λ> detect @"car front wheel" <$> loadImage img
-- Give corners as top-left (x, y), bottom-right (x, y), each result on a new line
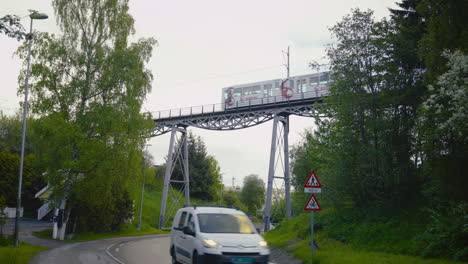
top-left (170, 247), bottom-right (180, 264)
top-left (192, 251), bottom-right (200, 264)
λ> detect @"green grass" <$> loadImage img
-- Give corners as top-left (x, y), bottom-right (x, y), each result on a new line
top-left (34, 224), bottom-right (168, 242)
top-left (0, 243), bottom-right (47, 264)
top-left (264, 212), bottom-right (466, 264)
top-left (290, 233), bottom-right (464, 264)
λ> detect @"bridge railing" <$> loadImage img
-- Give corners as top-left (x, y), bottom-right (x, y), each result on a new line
top-left (153, 88), bottom-right (329, 120)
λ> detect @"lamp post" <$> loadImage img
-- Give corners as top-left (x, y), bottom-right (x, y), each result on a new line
top-left (137, 144), bottom-right (151, 231)
top-left (14, 11), bottom-right (48, 247)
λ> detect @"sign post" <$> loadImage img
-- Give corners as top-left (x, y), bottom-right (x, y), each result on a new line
top-left (303, 171), bottom-right (322, 258)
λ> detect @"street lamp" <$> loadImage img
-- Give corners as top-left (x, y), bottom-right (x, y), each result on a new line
top-left (14, 11), bottom-right (48, 247)
top-left (137, 144), bottom-right (152, 231)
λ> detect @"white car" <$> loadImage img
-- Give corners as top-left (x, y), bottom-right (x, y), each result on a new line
top-left (170, 206), bottom-right (270, 264)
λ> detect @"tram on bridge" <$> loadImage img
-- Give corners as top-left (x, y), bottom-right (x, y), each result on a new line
top-left (222, 71), bottom-right (332, 109)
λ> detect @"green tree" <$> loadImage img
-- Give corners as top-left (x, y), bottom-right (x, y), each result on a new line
top-left (15, 0), bottom-right (156, 233)
top-left (222, 189), bottom-right (246, 212)
top-left (240, 174), bottom-right (265, 215)
top-left (417, 0), bottom-right (468, 82)
top-left (172, 132), bottom-right (222, 201)
top-left (0, 153), bottom-right (44, 216)
top-left (417, 51), bottom-right (468, 202)
top-left (0, 14), bottom-right (25, 41)
top-left (0, 112), bottom-right (35, 155)
top-left (308, 8), bottom-right (422, 208)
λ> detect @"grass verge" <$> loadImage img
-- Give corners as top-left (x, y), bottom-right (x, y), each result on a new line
top-left (264, 213), bottom-right (465, 264)
top-left (34, 224), bottom-right (168, 242)
top-left (0, 243), bottom-right (47, 264)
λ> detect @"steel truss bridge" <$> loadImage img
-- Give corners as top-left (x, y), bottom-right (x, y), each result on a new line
top-left (152, 92), bottom-right (324, 232)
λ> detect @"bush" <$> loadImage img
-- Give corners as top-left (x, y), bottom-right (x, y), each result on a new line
top-left (414, 202), bottom-right (468, 261)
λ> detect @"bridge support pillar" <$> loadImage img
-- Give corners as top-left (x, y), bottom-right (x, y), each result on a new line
top-left (264, 115), bottom-right (291, 233)
top-left (159, 125), bottom-right (190, 229)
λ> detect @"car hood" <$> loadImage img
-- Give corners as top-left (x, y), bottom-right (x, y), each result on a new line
top-left (202, 233), bottom-right (263, 247)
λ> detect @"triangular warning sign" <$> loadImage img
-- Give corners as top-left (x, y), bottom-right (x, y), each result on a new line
top-left (304, 194), bottom-right (321, 211)
top-left (304, 171), bottom-right (322, 188)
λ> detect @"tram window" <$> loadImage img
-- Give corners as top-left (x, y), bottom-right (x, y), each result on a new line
top-left (243, 86), bottom-right (251, 95)
top-left (297, 79), bottom-right (307, 93)
top-left (309, 76), bottom-right (319, 85)
top-left (234, 88), bottom-right (242, 96)
top-left (252, 85), bottom-right (261, 95)
top-left (263, 84), bottom-right (272, 96)
top-left (274, 81), bottom-right (280, 88)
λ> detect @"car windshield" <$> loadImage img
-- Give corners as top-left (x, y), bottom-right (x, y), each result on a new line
top-left (197, 213), bottom-right (255, 234)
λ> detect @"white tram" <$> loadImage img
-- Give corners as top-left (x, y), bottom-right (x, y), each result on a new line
top-left (221, 71), bottom-right (332, 109)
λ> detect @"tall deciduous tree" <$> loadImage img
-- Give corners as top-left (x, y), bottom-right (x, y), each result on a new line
top-left (303, 8), bottom-right (422, 208)
top-left (240, 174), bottom-right (265, 214)
top-left (16, 0), bottom-right (156, 234)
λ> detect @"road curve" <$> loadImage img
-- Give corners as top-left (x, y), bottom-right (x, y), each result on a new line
top-left (108, 236), bottom-right (172, 264)
top-left (30, 234), bottom-right (170, 264)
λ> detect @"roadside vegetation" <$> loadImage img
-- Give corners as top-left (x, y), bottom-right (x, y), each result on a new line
top-left (270, 1), bottom-right (467, 263)
top-left (265, 212), bottom-right (465, 264)
top-left (0, 242), bottom-right (47, 264)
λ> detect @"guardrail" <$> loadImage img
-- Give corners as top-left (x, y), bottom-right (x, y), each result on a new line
top-left (152, 89), bottom-right (329, 120)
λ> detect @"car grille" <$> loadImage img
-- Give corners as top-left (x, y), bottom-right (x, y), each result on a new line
top-left (222, 252), bottom-right (260, 256)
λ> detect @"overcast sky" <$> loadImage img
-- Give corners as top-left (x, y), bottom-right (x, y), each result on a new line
top-left (1, 0), bottom-right (397, 187)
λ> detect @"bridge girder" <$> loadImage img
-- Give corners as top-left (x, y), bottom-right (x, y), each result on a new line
top-left (151, 103), bottom-right (323, 136)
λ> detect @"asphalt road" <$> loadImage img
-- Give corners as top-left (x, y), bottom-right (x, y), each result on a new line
top-left (30, 234), bottom-right (171, 264)
top-left (4, 219), bottom-right (300, 264)
top-left (109, 236), bottom-right (172, 264)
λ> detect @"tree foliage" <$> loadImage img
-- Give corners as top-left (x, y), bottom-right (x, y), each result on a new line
top-left (0, 113), bottom-right (35, 155)
top-left (0, 153), bottom-right (44, 215)
top-left (172, 132), bottom-right (222, 201)
top-left (315, 8), bottom-right (421, 207)
top-left (0, 14), bottom-right (25, 41)
top-left (15, 0), bottom-right (156, 232)
top-left (240, 174), bottom-right (265, 214)
top-left (290, 1), bottom-right (467, 260)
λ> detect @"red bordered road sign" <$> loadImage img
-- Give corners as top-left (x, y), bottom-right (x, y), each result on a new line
top-left (304, 171), bottom-right (322, 188)
top-left (304, 194), bottom-right (321, 211)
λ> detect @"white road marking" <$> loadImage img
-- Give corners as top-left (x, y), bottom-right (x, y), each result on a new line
top-left (106, 243), bottom-right (125, 264)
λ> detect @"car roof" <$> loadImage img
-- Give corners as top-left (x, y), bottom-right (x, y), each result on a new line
top-left (180, 206), bottom-right (245, 215)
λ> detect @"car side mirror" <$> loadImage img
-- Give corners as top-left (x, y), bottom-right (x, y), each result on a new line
top-left (183, 226), bottom-right (195, 237)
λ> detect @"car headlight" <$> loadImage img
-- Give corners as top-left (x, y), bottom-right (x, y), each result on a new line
top-left (203, 239), bottom-right (220, 248)
top-left (258, 240), bottom-right (268, 248)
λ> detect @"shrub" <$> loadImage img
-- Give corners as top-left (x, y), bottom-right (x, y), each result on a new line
top-left (414, 202), bottom-right (468, 261)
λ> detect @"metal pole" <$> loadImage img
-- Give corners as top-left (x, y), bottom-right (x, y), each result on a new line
top-left (159, 126), bottom-right (177, 229)
top-left (14, 18), bottom-right (34, 247)
top-left (137, 162), bottom-right (145, 231)
top-left (183, 128), bottom-right (190, 206)
top-left (283, 116), bottom-right (291, 218)
top-left (264, 116), bottom-right (278, 233)
top-left (138, 144), bottom-right (151, 231)
top-left (311, 211), bottom-right (315, 257)
top-left (287, 46), bottom-right (290, 79)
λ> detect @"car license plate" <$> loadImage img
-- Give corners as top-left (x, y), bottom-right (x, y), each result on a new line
top-left (231, 257), bottom-right (253, 263)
